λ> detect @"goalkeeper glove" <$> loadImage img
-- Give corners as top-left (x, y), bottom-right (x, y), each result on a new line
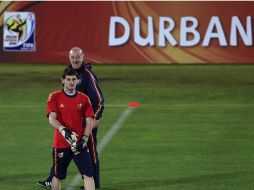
top-left (71, 136), bottom-right (88, 154)
top-left (58, 126), bottom-right (78, 144)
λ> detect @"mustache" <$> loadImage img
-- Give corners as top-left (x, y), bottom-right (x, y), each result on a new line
top-left (74, 61), bottom-right (81, 65)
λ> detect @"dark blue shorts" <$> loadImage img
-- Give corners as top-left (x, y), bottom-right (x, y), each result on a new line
top-left (52, 147), bottom-right (93, 180)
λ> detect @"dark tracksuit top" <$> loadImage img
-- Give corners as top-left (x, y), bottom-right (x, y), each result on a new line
top-left (74, 63), bottom-right (103, 188)
top-left (74, 63), bottom-right (104, 120)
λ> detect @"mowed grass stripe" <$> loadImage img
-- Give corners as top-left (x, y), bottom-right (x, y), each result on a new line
top-left (0, 64), bottom-right (254, 190)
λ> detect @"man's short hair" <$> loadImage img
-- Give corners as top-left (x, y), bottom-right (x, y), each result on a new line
top-left (62, 67), bottom-right (79, 79)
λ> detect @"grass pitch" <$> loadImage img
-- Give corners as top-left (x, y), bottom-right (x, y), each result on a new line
top-left (0, 63), bottom-right (254, 190)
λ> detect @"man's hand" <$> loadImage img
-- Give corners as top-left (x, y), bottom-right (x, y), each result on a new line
top-left (71, 136), bottom-right (88, 154)
top-left (58, 126), bottom-right (78, 144)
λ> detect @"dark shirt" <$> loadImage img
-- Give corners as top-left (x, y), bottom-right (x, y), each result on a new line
top-left (73, 63), bottom-right (104, 120)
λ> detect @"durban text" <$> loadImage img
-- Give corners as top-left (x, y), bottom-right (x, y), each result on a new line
top-left (108, 16), bottom-right (252, 47)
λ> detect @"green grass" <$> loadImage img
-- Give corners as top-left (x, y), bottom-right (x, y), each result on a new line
top-left (0, 63), bottom-right (254, 190)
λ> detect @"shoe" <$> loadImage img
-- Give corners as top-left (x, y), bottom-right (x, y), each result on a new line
top-left (37, 181), bottom-right (51, 189)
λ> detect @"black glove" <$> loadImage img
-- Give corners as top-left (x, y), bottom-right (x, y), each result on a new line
top-left (58, 126), bottom-right (78, 145)
top-left (71, 136), bottom-right (88, 154)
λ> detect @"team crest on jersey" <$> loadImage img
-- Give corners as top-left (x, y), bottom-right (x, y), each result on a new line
top-left (58, 152), bottom-right (64, 158)
top-left (59, 104), bottom-right (64, 108)
top-left (77, 103), bottom-right (83, 109)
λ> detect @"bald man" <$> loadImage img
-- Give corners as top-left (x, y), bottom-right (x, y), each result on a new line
top-left (38, 47), bottom-right (104, 189)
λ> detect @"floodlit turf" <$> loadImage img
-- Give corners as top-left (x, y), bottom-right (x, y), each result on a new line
top-left (0, 63), bottom-right (254, 190)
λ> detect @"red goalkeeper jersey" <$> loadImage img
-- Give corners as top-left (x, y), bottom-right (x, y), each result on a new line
top-left (46, 90), bottom-right (94, 148)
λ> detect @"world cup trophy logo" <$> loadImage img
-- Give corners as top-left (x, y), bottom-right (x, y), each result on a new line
top-left (3, 12), bottom-right (36, 51)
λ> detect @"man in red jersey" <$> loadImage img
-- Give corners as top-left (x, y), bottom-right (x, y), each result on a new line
top-left (38, 47), bottom-right (104, 190)
top-left (46, 67), bottom-right (95, 190)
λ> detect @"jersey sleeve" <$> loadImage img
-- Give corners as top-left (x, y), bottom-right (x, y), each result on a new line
top-left (83, 96), bottom-right (94, 118)
top-left (46, 92), bottom-right (58, 117)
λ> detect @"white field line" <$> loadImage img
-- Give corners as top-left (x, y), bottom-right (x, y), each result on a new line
top-left (65, 106), bottom-right (135, 190)
top-left (0, 104), bottom-right (254, 108)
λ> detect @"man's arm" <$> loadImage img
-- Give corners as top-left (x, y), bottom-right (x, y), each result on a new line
top-left (48, 112), bottom-right (63, 131)
top-left (83, 117), bottom-right (94, 140)
top-left (93, 120), bottom-right (99, 129)
top-left (48, 112), bottom-right (77, 144)
top-left (71, 117), bottom-right (94, 153)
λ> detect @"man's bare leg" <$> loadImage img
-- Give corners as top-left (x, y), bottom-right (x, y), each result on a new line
top-left (83, 175), bottom-right (95, 190)
top-left (51, 176), bottom-right (61, 190)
